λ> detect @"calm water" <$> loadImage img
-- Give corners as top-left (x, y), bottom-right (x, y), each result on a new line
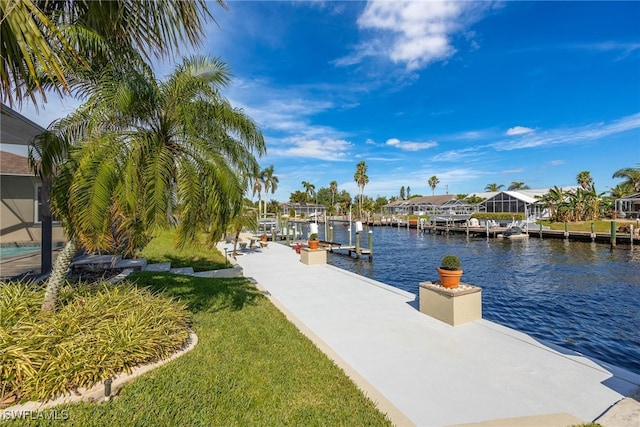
top-left (321, 224), bottom-right (640, 375)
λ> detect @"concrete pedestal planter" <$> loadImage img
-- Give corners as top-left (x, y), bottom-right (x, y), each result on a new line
top-left (300, 248), bottom-right (326, 265)
top-left (419, 281), bottom-right (482, 326)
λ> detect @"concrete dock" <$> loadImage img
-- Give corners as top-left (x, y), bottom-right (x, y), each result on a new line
top-left (224, 241), bottom-right (640, 427)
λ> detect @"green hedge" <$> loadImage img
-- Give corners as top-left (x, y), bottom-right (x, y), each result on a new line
top-left (471, 212), bottom-right (526, 221)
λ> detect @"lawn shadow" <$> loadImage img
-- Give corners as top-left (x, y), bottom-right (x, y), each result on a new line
top-left (126, 271), bottom-right (262, 313)
top-left (145, 254), bottom-right (231, 272)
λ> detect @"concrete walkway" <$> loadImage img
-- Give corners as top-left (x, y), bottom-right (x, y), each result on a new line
top-left (223, 241), bottom-right (640, 427)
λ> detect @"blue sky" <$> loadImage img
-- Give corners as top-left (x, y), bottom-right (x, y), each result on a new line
top-left (15, 1), bottom-right (640, 201)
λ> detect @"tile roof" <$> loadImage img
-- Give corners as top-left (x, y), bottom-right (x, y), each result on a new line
top-left (0, 151), bottom-right (33, 176)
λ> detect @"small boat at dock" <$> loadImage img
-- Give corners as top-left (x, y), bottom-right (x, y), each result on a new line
top-left (498, 226), bottom-right (529, 239)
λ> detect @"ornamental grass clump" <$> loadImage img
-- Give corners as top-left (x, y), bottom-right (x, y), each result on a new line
top-left (0, 281), bottom-right (191, 404)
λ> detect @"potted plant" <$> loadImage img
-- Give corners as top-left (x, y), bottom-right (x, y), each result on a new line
top-left (261, 232), bottom-right (268, 242)
top-left (308, 233), bottom-right (319, 250)
top-left (437, 255), bottom-right (463, 289)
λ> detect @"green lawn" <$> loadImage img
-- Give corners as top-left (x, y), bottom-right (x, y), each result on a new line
top-left (4, 273), bottom-right (391, 426)
top-left (138, 229), bottom-right (230, 271)
top-left (540, 219), bottom-right (637, 233)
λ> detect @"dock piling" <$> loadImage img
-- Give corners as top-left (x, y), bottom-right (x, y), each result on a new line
top-left (611, 221), bottom-right (616, 247)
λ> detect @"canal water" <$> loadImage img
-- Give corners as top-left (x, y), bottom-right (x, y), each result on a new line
top-left (321, 224), bottom-right (640, 376)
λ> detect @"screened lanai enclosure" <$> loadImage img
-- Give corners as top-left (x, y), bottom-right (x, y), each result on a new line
top-left (615, 193), bottom-right (640, 219)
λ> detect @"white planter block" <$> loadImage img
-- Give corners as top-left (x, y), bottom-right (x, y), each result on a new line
top-left (419, 281), bottom-right (482, 326)
top-left (300, 248), bottom-right (326, 265)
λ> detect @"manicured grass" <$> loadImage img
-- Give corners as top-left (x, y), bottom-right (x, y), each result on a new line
top-left (540, 219), bottom-right (637, 232)
top-left (139, 229), bottom-right (230, 271)
top-left (4, 273), bottom-right (392, 426)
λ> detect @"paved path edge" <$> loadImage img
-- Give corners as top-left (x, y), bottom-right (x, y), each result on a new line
top-left (247, 276), bottom-right (417, 427)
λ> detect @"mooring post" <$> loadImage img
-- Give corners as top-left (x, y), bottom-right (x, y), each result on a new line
top-left (285, 220), bottom-right (290, 245)
top-left (564, 222), bottom-right (569, 238)
top-left (591, 222), bottom-right (595, 242)
top-left (368, 229), bottom-right (373, 260)
top-left (611, 220), bottom-right (617, 247)
top-left (355, 232), bottom-right (361, 258)
top-left (631, 225), bottom-right (634, 247)
top-left (328, 226), bottom-right (333, 243)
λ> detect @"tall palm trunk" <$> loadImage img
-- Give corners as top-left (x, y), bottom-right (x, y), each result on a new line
top-left (41, 238), bottom-right (77, 313)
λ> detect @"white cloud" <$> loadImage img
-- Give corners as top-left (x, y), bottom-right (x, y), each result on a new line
top-left (493, 113), bottom-right (640, 151)
top-left (386, 138), bottom-right (438, 151)
top-left (341, 1), bottom-right (493, 70)
top-left (430, 146), bottom-right (483, 162)
top-left (500, 168), bottom-right (525, 175)
top-left (506, 126), bottom-right (535, 136)
top-left (549, 160), bottom-right (565, 166)
top-left (271, 137), bottom-right (352, 161)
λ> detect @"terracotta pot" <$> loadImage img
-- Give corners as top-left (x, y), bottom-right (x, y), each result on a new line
top-left (437, 267), bottom-right (463, 289)
top-left (308, 239), bottom-right (319, 250)
top-left (261, 235), bottom-right (268, 242)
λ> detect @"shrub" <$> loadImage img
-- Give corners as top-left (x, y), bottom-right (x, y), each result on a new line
top-left (309, 233), bottom-right (318, 240)
top-left (440, 255), bottom-right (461, 271)
top-left (0, 281), bottom-right (191, 403)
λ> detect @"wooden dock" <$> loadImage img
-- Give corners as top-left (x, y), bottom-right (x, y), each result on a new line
top-left (321, 241), bottom-right (372, 260)
top-left (421, 225), bottom-right (640, 245)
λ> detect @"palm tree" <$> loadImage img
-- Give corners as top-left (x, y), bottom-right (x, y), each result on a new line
top-left (228, 200), bottom-right (259, 257)
top-left (612, 165), bottom-right (640, 193)
top-left (29, 130), bottom-right (75, 312)
top-left (485, 183), bottom-right (504, 192)
top-left (1, 0), bottom-right (222, 107)
top-left (428, 176), bottom-right (439, 196)
top-left (302, 181), bottom-right (316, 202)
top-left (252, 175), bottom-right (263, 212)
top-left (330, 180), bottom-right (338, 208)
top-left (576, 171), bottom-right (593, 190)
top-left (261, 165), bottom-right (278, 216)
top-left (508, 182), bottom-right (530, 191)
top-left (610, 183), bottom-right (634, 198)
top-left (543, 186), bottom-right (568, 222)
top-left (39, 55), bottom-right (265, 313)
top-left (354, 161), bottom-right (369, 218)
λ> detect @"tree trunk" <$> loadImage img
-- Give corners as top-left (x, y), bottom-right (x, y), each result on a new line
top-left (41, 238), bottom-right (77, 314)
top-left (230, 230), bottom-right (243, 259)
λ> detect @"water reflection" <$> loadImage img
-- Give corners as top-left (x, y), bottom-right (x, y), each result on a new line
top-left (325, 225), bottom-right (640, 375)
